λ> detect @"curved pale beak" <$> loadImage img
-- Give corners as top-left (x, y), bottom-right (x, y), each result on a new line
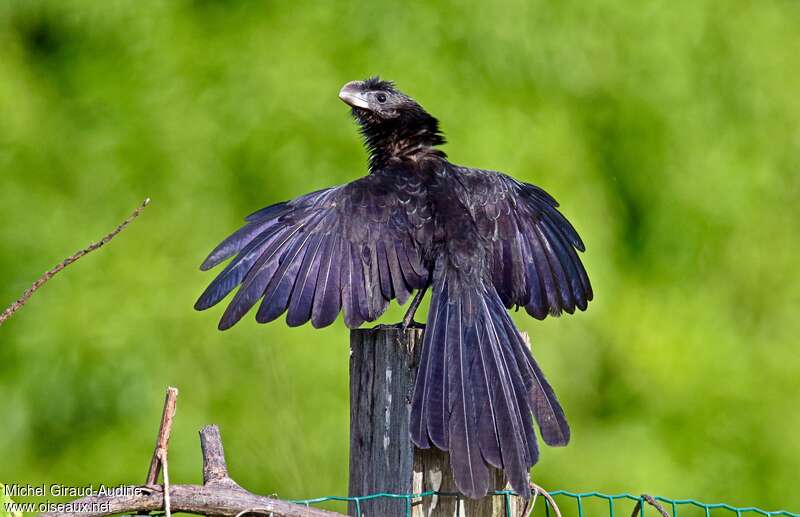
top-left (339, 81), bottom-right (370, 109)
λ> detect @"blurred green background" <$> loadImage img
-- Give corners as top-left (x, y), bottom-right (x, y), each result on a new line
top-left (1, 0), bottom-right (798, 514)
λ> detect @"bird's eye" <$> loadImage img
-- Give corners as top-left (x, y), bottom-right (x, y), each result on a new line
top-left (376, 93), bottom-right (387, 103)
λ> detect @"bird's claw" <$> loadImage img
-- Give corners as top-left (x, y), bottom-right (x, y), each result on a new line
top-left (372, 321), bottom-right (425, 331)
top-left (401, 319), bottom-right (425, 331)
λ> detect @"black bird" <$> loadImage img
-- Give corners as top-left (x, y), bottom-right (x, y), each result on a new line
top-left (195, 77), bottom-right (592, 499)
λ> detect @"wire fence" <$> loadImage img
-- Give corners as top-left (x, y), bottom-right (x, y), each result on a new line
top-left (290, 490), bottom-right (800, 517)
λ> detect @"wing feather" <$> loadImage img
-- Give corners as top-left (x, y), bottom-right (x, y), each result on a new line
top-left (456, 167), bottom-right (592, 318)
top-left (312, 235), bottom-right (342, 328)
top-left (286, 234), bottom-right (325, 326)
top-left (196, 173), bottom-right (433, 330)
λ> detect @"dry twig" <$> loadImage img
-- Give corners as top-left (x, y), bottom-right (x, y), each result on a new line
top-left (631, 494), bottom-right (670, 517)
top-left (524, 483), bottom-right (562, 517)
top-left (146, 387), bottom-right (178, 484)
top-left (522, 486), bottom-right (539, 517)
top-left (146, 387), bottom-right (178, 517)
top-left (0, 198), bottom-right (151, 326)
top-left (37, 391), bottom-right (342, 517)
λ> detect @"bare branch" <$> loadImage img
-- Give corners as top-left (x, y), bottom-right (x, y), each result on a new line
top-left (146, 386), bottom-right (178, 517)
top-left (0, 198), bottom-right (151, 326)
top-left (631, 494), bottom-right (670, 517)
top-left (37, 388), bottom-right (344, 517)
top-left (146, 386), bottom-right (178, 485)
top-left (201, 424), bottom-right (242, 488)
top-left (36, 484), bottom-right (344, 517)
top-left (525, 483), bottom-right (562, 517)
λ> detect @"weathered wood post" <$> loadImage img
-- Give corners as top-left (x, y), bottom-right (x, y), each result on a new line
top-left (348, 327), bottom-right (525, 517)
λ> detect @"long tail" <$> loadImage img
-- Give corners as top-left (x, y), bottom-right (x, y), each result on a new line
top-left (410, 266), bottom-right (569, 499)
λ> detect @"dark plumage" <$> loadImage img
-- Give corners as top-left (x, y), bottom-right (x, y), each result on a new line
top-left (195, 77), bottom-right (592, 499)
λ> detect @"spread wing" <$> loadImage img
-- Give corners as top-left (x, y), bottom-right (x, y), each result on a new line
top-left (195, 173), bottom-right (433, 330)
top-left (456, 166), bottom-right (592, 318)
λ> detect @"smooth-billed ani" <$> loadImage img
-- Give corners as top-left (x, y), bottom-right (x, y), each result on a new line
top-left (195, 77), bottom-right (592, 499)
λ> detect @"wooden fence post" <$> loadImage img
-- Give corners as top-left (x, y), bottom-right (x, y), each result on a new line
top-left (348, 327), bottom-right (525, 517)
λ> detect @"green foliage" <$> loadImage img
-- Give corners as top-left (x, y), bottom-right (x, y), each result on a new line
top-left (0, 0), bottom-right (798, 512)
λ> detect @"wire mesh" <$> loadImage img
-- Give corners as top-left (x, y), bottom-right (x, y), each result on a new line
top-left (290, 490), bottom-right (800, 517)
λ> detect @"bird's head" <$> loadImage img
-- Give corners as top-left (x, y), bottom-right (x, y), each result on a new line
top-left (338, 77), bottom-right (445, 168)
top-left (338, 77), bottom-right (424, 123)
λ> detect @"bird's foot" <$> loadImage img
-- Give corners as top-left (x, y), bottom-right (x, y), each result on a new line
top-left (373, 321), bottom-right (426, 331)
top-left (401, 319), bottom-right (426, 331)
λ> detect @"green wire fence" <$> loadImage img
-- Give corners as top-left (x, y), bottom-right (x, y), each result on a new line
top-left (290, 490), bottom-right (800, 517)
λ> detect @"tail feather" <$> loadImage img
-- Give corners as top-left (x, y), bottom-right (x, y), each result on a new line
top-left (498, 309), bottom-right (570, 446)
top-left (472, 307), bottom-right (503, 469)
top-left (482, 292), bottom-right (537, 489)
top-left (411, 269), bottom-right (451, 450)
top-left (520, 342), bottom-right (570, 446)
top-left (411, 268), bottom-right (569, 500)
top-left (446, 294), bottom-right (490, 498)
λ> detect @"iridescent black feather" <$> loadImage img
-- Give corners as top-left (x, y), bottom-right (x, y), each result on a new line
top-left (196, 77), bottom-right (592, 499)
